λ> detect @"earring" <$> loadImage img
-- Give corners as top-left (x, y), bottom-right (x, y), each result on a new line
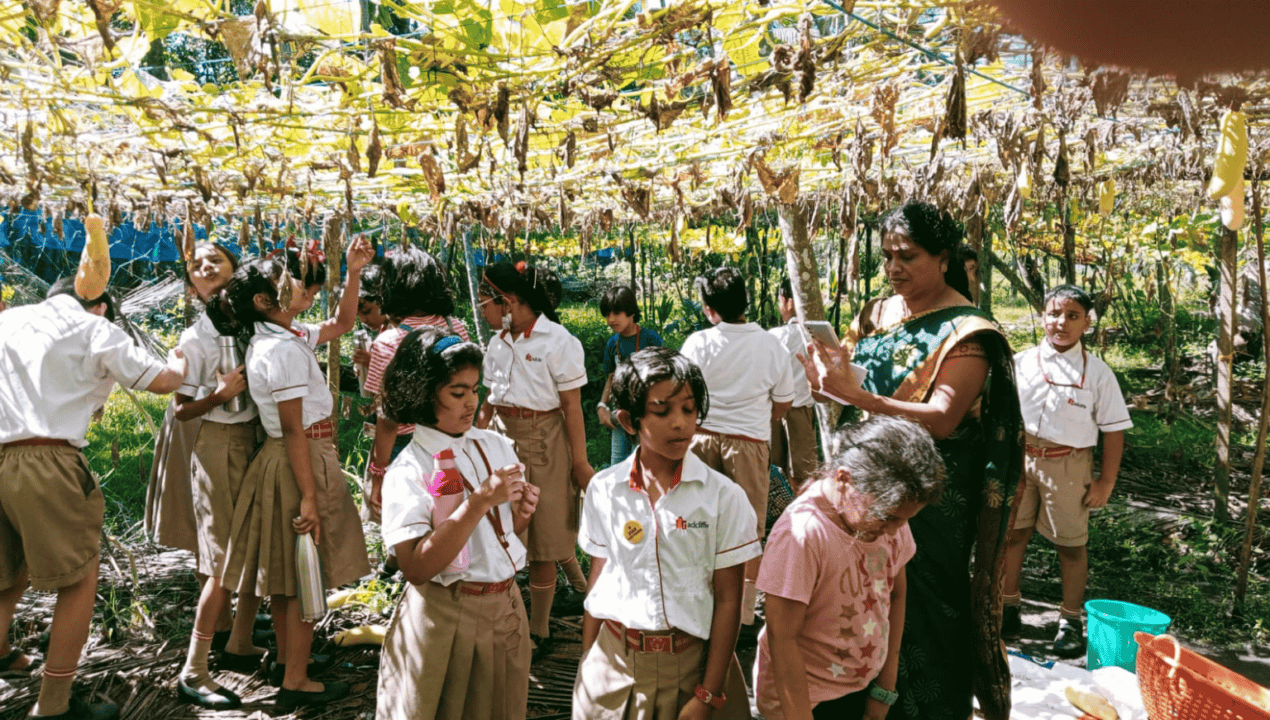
top-left (941, 262), bottom-right (948, 273)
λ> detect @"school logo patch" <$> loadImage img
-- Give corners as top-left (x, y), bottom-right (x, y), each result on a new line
top-left (623, 520), bottom-right (644, 544)
top-left (674, 516), bottom-right (708, 530)
top-left (524, 353), bottom-right (543, 362)
top-left (1066, 397), bottom-right (1088, 409)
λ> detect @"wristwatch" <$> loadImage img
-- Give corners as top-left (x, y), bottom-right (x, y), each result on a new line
top-left (868, 682), bottom-right (899, 706)
top-left (694, 684), bottom-right (726, 710)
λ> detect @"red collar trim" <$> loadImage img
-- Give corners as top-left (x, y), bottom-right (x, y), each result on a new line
top-left (500, 314), bottom-right (540, 342)
top-left (627, 448), bottom-right (684, 492)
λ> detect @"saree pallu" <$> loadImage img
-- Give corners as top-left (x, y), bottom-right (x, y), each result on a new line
top-left (844, 304), bottom-right (1024, 720)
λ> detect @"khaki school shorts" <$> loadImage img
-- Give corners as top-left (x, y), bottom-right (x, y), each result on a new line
top-left (1013, 434), bottom-right (1094, 547)
top-left (689, 432), bottom-right (770, 540)
top-left (0, 444), bottom-right (104, 591)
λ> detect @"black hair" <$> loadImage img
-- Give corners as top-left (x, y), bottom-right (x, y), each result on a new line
top-left (47, 276), bottom-right (116, 322)
top-left (778, 277), bottom-right (793, 301)
top-left (482, 262), bottom-right (562, 323)
top-left (380, 248), bottom-right (455, 319)
top-left (812, 415), bottom-right (946, 518)
top-left (380, 326), bottom-right (484, 427)
top-left (693, 266), bottom-right (747, 322)
top-left (182, 241), bottom-right (241, 287)
top-left (285, 245), bottom-right (327, 288)
top-left (611, 346), bottom-right (710, 434)
top-left (958, 243), bottom-right (978, 264)
top-left (600, 285), bottom-right (640, 322)
top-left (181, 241), bottom-right (243, 337)
top-left (1043, 283), bottom-right (1094, 313)
top-left (359, 258), bottom-right (386, 305)
top-left (223, 257), bottom-right (298, 340)
top-left (879, 201), bottom-right (973, 303)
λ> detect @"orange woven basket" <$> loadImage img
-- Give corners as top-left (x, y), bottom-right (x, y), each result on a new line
top-left (1135, 632), bottom-right (1270, 720)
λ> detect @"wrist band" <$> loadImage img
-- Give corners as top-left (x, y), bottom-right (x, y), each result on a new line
top-left (596, 401), bottom-right (609, 411)
top-left (868, 682), bottom-right (899, 706)
top-left (368, 461), bottom-right (386, 479)
top-left (694, 684), bottom-right (726, 710)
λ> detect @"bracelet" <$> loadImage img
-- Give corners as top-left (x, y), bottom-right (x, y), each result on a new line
top-left (867, 682), bottom-right (899, 706)
top-left (596, 401), bottom-right (609, 412)
top-left (694, 684), bottom-right (726, 710)
top-left (368, 461), bottom-right (386, 479)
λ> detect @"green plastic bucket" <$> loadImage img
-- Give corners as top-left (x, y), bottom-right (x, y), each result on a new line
top-left (1085, 599), bottom-right (1171, 671)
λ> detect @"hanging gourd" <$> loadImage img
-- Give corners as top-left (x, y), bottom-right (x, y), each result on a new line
top-left (75, 213), bottom-right (111, 301)
top-left (1017, 165), bottom-right (1033, 199)
top-left (1207, 110), bottom-right (1247, 201)
top-left (1097, 178), bottom-right (1116, 217)
top-left (1221, 179), bottom-right (1246, 231)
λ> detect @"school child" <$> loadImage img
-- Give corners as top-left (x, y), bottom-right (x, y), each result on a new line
top-left (352, 258), bottom-right (389, 393)
top-left (474, 261), bottom-right (592, 659)
top-left (680, 266), bottom-right (795, 623)
top-left (376, 327), bottom-right (539, 720)
top-left (166, 242), bottom-right (269, 709)
top-left (596, 285), bottom-right (664, 466)
top-left (769, 278), bottom-right (819, 492)
top-left (1003, 284), bottom-right (1132, 657)
top-left (0, 278), bottom-right (187, 719)
top-left (363, 248), bottom-right (470, 523)
top-left (573, 347), bottom-right (758, 720)
top-left (220, 238), bottom-right (375, 710)
top-left (753, 416), bottom-right (945, 720)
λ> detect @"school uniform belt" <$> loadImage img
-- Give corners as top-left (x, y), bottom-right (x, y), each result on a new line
top-left (456, 577), bottom-right (517, 596)
top-left (305, 420), bottom-right (336, 439)
top-left (697, 428), bottom-right (766, 444)
top-left (492, 405), bottom-right (560, 420)
top-left (1, 438), bottom-right (72, 449)
top-left (1024, 444), bottom-right (1083, 459)
top-left (603, 619), bottom-right (701, 654)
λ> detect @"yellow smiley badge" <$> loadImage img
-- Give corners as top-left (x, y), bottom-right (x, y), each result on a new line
top-left (623, 520), bottom-right (645, 544)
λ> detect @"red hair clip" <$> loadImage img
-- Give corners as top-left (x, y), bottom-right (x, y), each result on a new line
top-left (285, 236), bottom-right (326, 265)
top-left (515, 260), bottom-right (528, 273)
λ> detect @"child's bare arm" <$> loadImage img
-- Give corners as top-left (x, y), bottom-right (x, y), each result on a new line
top-left (476, 401), bottom-right (494, 430)
top-left (598, 374), bottom-right (616, 429)
top-left (316, 236), bottom-right (374, 346)
top-left (765, 594), bottom-right (815, 720)
top-left (559, 387), bottom-right (595, 490)
top-left (1085, 430), bottom-right (1125, 508)
top-left (580, 557), bottom-right (607, 653)
top-left (278, 398), bottom-right (321, 545)
top-left (867, 567), bottom-right (907, 720)
top-left (681, 564), bottom-right (743, 720)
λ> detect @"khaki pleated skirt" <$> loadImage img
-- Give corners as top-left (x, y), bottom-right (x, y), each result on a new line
top-left (192, 421), bottom-right (260, 578)
top-left (493, 411), bottom-right (578, 562)
top-left (572, 627), bottom-right (751, 720)
top-left (221, 435), bottom-right (370, 597)
top-left (144, 401), bottom-right (202, 554)
top-left (376, 580), bottom-right (530, 720)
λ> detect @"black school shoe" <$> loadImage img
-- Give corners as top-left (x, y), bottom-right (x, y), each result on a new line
top-left (215, 649), bottom-right (267, 674)
top-left (1053, 617), bottom-right (1086, 658)
top-left (267, 650), bottom-right (335, 687)
top-left (1002, 604), bottom-right (1022, 638)
top-left (28, 696), bottom-right (120, 720)
top-left (176, 678), bottom-right (243, 710)
top-left (550, 587), bottom-right (586, 616)
top-left (276, 680), bottom-right (350, 710)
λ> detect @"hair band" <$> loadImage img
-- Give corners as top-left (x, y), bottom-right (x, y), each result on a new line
top-left (431, 335), bottom-right (463, 354)
top-left (515, 260), bottom-right (528, 273)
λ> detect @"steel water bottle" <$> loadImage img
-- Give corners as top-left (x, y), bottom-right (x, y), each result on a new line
top-left (296, 532), bottom-right (328, 622)
top-left (217, 335), bottom-right (247, 413)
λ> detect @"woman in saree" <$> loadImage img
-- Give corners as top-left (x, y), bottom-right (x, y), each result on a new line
top-left (800, 201), bottom-right (1024, 720)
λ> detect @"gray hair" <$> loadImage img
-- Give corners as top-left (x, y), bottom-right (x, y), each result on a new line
top-left (820, 415), bottom-right (946, 518)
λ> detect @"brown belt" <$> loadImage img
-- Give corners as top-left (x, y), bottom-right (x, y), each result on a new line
top-left (493, 405), bottom-right (560, 420)
top-left (697, 428), bottom-right (765, 445)
top-left (2, 438), bottom-right (73, 449)
top-left (604, 619), bottom-right (701, 654)
top-left (1025, 444), bottom-right (1080, 459)
top-left (305, 420), bottom-right (335, 439)
top-left (456, 577), bottom-right (516, 596)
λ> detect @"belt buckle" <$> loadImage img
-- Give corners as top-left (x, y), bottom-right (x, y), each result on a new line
top-left (642, 634), bottom-right (672, 653)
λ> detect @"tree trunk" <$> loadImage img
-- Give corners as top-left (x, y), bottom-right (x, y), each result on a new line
top-left (989, 248), bottom-right (1045, 314)
top-left (1215, 225), bottom-right (1238, 521)
top-left (323, 216), bottom-right (344, 424)
top-left (1236, 181), bottom-right (1269, 603)
top-left (1061, 196), bottom-right (1076, 284)
top-left (778, 204), bottom-right (840, 449)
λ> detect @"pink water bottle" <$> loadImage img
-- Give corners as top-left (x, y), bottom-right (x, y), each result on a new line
top-left (428, 448), bottom-right (470, 572)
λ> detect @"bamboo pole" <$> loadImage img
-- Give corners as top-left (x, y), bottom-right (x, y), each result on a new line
top-left (324, 215), bottom-right (344, 424)
top-left (1215, 224), bottom-right (1238, 522)
top-left (1236, 179), bottom-right (1269, 603)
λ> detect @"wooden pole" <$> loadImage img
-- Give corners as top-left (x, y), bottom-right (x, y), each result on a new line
top-left (324, 215), bottom-right (344, 424)
top-left (1061, 195), bottom-right (1077, 284)
top-left (1215, 224), bottom-right (1238, 521)
top-left (1236, 180), bottom-right (1269, 603)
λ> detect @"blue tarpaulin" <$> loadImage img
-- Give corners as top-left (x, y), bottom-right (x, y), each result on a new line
top-left (0, 209), bottom-right (205, 262)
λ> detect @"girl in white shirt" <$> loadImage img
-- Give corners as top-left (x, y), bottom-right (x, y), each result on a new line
top-left (474, 261), bottom-right (593, 658)
top-left (377, 327), bottom-right (539, 720)
top-left (220, 239), bottom-right (374, 711)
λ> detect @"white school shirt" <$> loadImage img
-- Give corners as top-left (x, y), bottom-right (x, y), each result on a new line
top-left (0, 295), bottom-right (165, 446)
top-left (482, 315), bottom-right (587, 411)
top-left (679, 322), bottom-right (796, 441)
top-left (381, 425), bottom-right (527, 584)
top-left (1014, 342), bottom-right (1133, 449)
top-left (580, 449), bottom-right (762, 640)
top-left (770, 321), bottom-right (814, 408)
top-left (245, 321), bottom-right (331, 438)
top-left (177, 313), bottom-right (259, 425)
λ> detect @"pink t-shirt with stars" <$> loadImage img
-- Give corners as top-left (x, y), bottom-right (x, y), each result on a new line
top-left (753, 488), bottom-right (916, 718)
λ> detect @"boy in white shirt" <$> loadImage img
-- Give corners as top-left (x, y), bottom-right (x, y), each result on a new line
top-left (1004, 284), bottom-right (1133, 657)
top-left (680, 267), bottom-right (795, 624)
top-left (769, 278), bottom-right (819, 492)
top-left (0, 279), bottom-right (186, 719)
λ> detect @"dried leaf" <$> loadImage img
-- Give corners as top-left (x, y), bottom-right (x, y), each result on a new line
top-left (494, 85), bottom-right (510, 145)
top-left (1030, 49), bottom-right (1046, 111)
top-left (942, 55), bottom-right (966, 140)
top-left (870, 81), bottom-right (900, 159)
top-left (513, 106), bottom-right (531, 176)
top-left (418, 153), bottom-right (445, 198)
top-left (713, 54), bottom-right (733, 121)
top-left (366, 115), bottom-right (382, 178)
top-left (376, 39), bottom-right (412, 110)
top-left (1053, 134), bottom-right (1070, 188)
top-left (1086, 67), bottom-right (1131, 117)
top-left (562, 130), bottom-right (576, 169)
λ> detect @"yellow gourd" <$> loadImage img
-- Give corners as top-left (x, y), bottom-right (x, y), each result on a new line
top-left (1207, 109), bottom-right (1247, 200)
top-left (333, 624), bottom-right (387, 647)
top-left (1097, 178), bottom-right (1116, 217)
top-left (1017, 166), bottom-right (1032, 200)
top-left (1221, 179), bottom-right (1245, 231)
top-left (75, 213), bottom-right (111, 301)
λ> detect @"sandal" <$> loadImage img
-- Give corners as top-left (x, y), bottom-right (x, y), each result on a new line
top-left (0, 648), bottom-right (39, 674)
